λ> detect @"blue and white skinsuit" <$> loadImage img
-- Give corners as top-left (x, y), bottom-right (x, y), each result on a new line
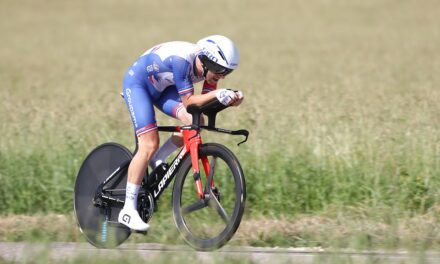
top-left (122, 41), bottom-right (217, 136)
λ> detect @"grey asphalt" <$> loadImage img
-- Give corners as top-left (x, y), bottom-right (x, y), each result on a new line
top-left (0, 242), bottom-right (438, 264)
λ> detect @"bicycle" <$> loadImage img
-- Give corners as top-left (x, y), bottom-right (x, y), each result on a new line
top-left (73, 97), bottom-right (249, 251)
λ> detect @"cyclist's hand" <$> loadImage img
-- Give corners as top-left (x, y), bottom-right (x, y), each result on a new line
top-left (231, 91), bottom-right (244, 106)
top-left (216, 89), bottom-right (238, 106)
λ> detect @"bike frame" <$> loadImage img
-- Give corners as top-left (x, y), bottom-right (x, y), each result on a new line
top-left (150, 127), bottom-right (210, 200)
top-left (95, 99), bottom-right (249, 209)
top-left (148, 122), bottom-right (248, 201)
top-left (95, 126), bottom-right (211, 207)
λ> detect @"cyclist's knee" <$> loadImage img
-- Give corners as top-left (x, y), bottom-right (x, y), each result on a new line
top-left (136, 132), bottom-right (159, 157)
top-left (177, 107), bottom-right (204, 126)
top-left (177, 108), bottom-right (192, 125)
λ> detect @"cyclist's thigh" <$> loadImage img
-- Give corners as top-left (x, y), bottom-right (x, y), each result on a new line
top-left (122, 83), bottom-right (158, 136)
top-left (154, 86), bottom-right (187, 121)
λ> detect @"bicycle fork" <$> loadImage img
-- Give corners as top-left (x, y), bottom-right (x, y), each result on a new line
top-left (183, 130), bottom-right (215, 200)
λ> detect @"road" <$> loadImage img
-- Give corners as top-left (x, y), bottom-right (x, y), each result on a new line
top-left (0, 242), bottom-right (438, 264)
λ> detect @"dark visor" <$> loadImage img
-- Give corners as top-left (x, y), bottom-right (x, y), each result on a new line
top-left (199, 55), bottom-right (233, 76)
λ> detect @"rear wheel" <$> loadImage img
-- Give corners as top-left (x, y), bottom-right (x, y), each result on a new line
top-left (172, 143), bottom-right (246, 251)
top-left (74, 143), bottom-right (132, 248)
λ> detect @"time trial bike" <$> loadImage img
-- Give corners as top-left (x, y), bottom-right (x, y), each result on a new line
top-left (73, 98), bottom-right (249, 251)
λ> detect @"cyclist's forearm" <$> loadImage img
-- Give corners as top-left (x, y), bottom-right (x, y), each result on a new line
top-left (181, 92), bottom-right (216, 108)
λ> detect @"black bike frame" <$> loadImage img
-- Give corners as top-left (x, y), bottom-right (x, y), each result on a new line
top-left (95, 132), bottom-right (189, 207)
top-left (150, 145), bottom-right (188, 199)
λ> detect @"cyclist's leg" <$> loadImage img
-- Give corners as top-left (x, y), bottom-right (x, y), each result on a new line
top-left (119, 83), bottom-right (159, 231)
top-left (149, 86), bottom-right (193, 167)
top-left (154, 85), bottom-right (192, 125)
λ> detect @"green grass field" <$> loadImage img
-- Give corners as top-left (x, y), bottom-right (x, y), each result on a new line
top-left (1, 0), bottom-right (440, 250)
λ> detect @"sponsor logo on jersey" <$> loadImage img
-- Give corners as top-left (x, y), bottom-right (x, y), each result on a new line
top-left (153, 62), bottom-right (159, 72)
top-left (146, 62), bottom-right (159, 73)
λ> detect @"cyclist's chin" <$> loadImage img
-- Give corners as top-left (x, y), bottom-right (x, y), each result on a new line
top-left (205, 72), bottom-right (221, 84)
top-left (206, 78), bottom-right (219, 85)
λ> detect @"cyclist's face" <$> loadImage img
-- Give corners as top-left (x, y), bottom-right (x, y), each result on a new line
top-left (205, 71), bottom-right (225, 85)
top-left (195, 57), bottom-right (227, 84)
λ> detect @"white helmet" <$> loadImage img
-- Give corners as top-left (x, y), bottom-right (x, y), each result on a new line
top-left (197, 35), bottom-right (239, 76)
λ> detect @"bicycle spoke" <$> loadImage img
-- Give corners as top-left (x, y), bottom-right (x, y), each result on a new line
top-left (208, 192), bottom-right (229, 223)
top-left (182, 199), bottom-right (207, 215)
top-left (204, 157), bottom-right (217, 193)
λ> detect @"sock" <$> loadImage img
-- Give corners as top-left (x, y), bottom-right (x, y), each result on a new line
top-left (124, 182), bottom-right (141, 210)
top-left (149, 136), bottom-right (179, 168)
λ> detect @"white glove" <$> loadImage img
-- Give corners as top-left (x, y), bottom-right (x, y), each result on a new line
top-left (216, 89), bottom-right (237, 106)
top-left (236, 91), bottom-right (244, 100)
top-left (233, 91), bottom-right (244, 106)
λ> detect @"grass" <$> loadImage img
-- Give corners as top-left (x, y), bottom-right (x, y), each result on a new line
top-left (0, 213), bottom-right (439, 263)
top-left (1, 210), bottom-right (440, 251)
top-left (1, 0), bottom-right (440, 250)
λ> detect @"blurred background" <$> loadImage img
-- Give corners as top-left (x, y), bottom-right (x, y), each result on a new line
top-left (1, 0), bottom-right (439, 250)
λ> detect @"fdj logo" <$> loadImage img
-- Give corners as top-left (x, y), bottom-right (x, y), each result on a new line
top-left (146, 63), bottom-right (159, 73)
top-left (202, 48), bottom-right (218, 63)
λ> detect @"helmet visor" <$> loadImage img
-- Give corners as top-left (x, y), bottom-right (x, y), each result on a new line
top-left (199, 55), bottom-right (234, 76)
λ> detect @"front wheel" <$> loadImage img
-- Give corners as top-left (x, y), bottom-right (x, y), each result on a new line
top-left (172, 143), bottom-right (246, 251)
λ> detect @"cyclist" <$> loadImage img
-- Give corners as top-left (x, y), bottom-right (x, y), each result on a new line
top-left (118, 35), bottom-right (244, 231)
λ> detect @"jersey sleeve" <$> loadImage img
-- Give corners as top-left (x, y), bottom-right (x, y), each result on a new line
top-left (171, 56), bottom-right (194, 96)
top-left (201, 80), bottom-right (217, 94)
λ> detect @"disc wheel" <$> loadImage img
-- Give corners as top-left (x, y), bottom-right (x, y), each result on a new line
top-left (172, 143), bottom-right (246, 251)
top-left (74, 143), bottom-right (132, 248)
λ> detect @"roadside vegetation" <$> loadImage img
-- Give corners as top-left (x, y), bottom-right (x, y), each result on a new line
top-left (0, 0), bottom-right (439, 252)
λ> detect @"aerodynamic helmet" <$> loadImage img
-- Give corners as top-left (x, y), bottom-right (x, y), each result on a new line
top-left (197, 35), bottom-right (239, 76)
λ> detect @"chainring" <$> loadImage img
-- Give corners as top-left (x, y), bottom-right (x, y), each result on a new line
top-left (138, 190), bottom-right (155, 223)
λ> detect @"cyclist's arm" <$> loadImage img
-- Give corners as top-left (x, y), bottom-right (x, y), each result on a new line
top-left (179, 81), bottom-right (218, 107)
top-left (181, 89), bottom-right (243, 108)
top-left (171, 57), bottom-right (217, 107)
top-left (171, 59), bottom-right (239, 107)
top-left (180, 91), bottom-right (217, 108)
top-left (180, 73), bottom-right (217, 108)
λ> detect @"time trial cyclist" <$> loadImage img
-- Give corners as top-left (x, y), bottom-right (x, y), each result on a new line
top-left (118, 35), bottom-right (244, 231)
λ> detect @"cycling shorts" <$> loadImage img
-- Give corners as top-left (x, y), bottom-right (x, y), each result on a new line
top-left (122, 79), bottom-right (184, 137)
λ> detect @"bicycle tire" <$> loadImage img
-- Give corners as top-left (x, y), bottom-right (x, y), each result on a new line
top-left (172, 143), bottom-right (246, 251)
top-left (74, 143), bottom-right (132, 248)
